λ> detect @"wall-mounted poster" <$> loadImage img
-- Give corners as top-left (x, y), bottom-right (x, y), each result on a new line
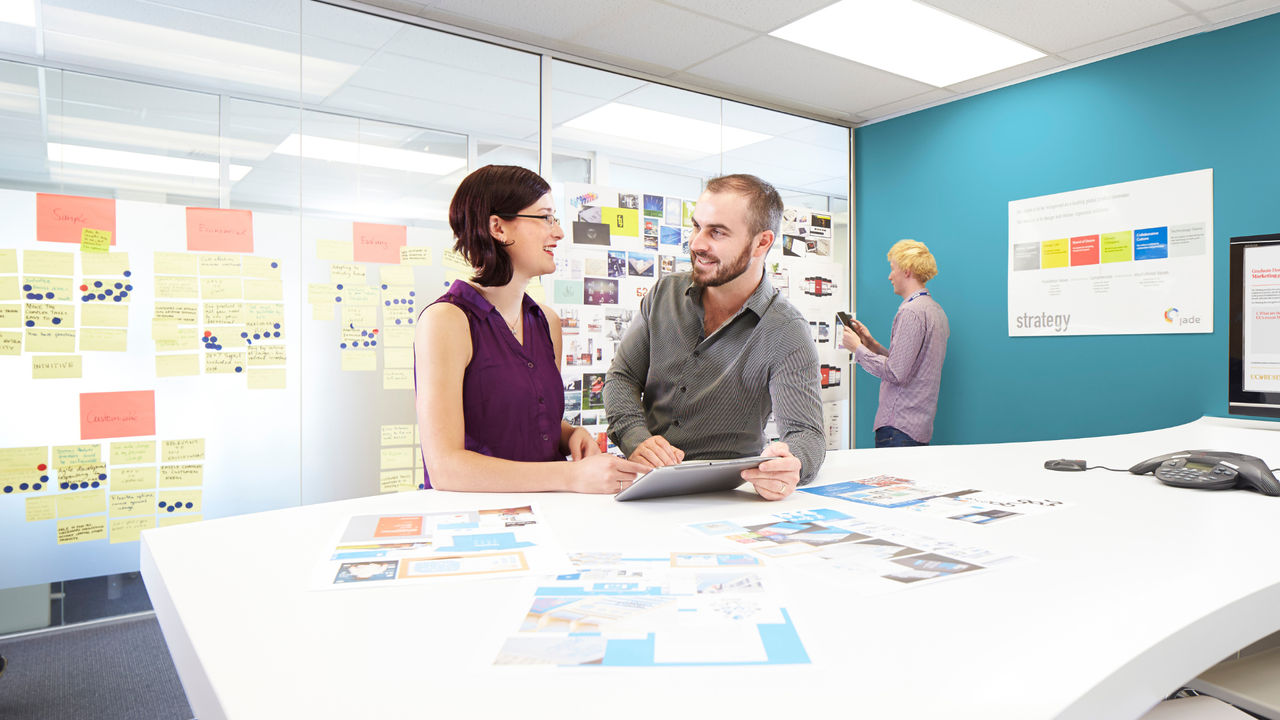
top-left (1008, 169), bottom-right (1213, 336)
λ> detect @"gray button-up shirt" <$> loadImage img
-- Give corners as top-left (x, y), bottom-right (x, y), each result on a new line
top-left (604, 271), bottom-right (825, 483)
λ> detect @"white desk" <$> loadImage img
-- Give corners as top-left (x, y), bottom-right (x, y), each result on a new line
top-left (141, 417), bottom-right (1280, 719)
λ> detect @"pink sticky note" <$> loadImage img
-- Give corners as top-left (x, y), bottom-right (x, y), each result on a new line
top-left (36, 194), bottom-right (117, 245)
top-left (353, 222), bottom-right (407, 264)
top-left (80, 391), bottom-right (156, 440)
top-left (187, 207), bottom-right (254, 253)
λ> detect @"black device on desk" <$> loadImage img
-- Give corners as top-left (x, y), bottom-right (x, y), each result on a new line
top-left (1128, 450), bottom-right (1280, 496)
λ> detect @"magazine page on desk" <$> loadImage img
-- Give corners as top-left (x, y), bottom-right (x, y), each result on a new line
top-left (801, 475), bottom-right (1069, 524)
top-left (493, 551), bottom-right (811, 667)
top-left (309, 504), bottom-right (570, 590)
top-left (687, 506), bottom-right (1020, 597)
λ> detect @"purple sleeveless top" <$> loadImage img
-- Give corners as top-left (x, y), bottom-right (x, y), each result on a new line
top-left (418, 281), bottom-right (565, 488)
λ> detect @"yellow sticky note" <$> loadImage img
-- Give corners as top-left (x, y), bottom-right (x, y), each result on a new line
top-left (384, 347), bottom-right (413, 369)
top-left (0, 469), bottom-right (45, 493)
top-left (24, 303), bottom-right (75, 329)
top-left (81, 303), bottom-right (129, 327)
top-left (382, 326), bottom-right (414, 347)
top-left (316, 239), bottom-right (353, 262)
top-left (110, 441), bottom-right (155, 466)
top-left (108, 491), bottom-right (156, 517)
top-left (330, 263), bottom-right (366, 283)
top-left (383, 368), bottom-right (414, 390)
top-left (158, 514), bottom-right (201, 528)
top-left (247, 367), bottom-right (286, 389)
top-left (400, 246), bottom-right (432, 266)
top-left (341, 303), bottom-right (377, 328)
top-left (155, 275), bottom-right (199, 298)
top-left (342, 350), bottom-right (377, 372)
top-left (52, 444), bottom-right (100, 468)
top-left (26, 495), bottom-right (56, 522)
top-left (380, 469), bottom-right (417, 493)
top-left (81, 252), bottom-right (130, 277)
top-left (158, 489), bottom-right (201, 514)
top-left (59, 463), bottom-right (107, 486)
top-left (80, 327), bottom-right (128, 352)
top-left (155, 327), bottom-right (198, 352)
top-left (247, 344), bottom-right (285, 366)
top-left (33, 355), bottom-right (82, 379)
top-left (244, 279), bottom-right (282, 301)
top-left (200, 277), bottom-right (242, 300)
top-left (381, 424), bottom-right (414, 445)
top-left (242, 256), bottom-right (281, 279)
top-left (161, 439), bottom-right (205, 463)
top-left (0, 304), bottom-right (19, 328)
top-left (22, 276), bottom-right (74, 300)
top-left (110, 465), bottom-right (156, 491)
top-left (80, 228), bottom-right (112, 252)
top-left (154, 251), bottom-right (198, 275)
top-left (312, 302), bottom-right (334, 321)
top-left (380, 446), bottom-right (414, 469)
top-left (0, 248), bottom-right (16, 273)
top-left (526, 278), bottom-right (546, 303)
top-left (198, 254), bottom-right (242, 276)
top-left (57, 517), bottom-right (107, 544)
top-left (0, 276), bottom-right (17, 301)
top-left (159, 464), bottom-right (203, 488)
top-left (0, 330), bottom-right (20, 355)
top-left (308, 283), bottom-right (337, 304)
top-left (205, 351), bottom-right (246, 374)
top-left (110, 516), bottom-right (155, 543)
top-left (414, 425), bottom-right (420, 446)
top-left (0, 446), bottom-right (48, 472)
top-left (154, 302), bottom-right (199, 324)
top-left (203, 302), bottom-right (245, 326)
top-left (25, 328), bottom-right (76, 353)
top-left (156, 354), bottom-right (200, 377)
top-left (243, 302), bottom-right (283, 326)
top-left (57, 489), bottom-right (106, 517)
top-left (24, 250), bottom-right (74, 276)
top-left (380, 266), bottom-right (415, 285)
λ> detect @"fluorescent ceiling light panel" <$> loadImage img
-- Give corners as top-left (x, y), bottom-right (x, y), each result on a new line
top-left (562, 103), bottom-right (771, 155)
top-left (48, 142), bottom-right (251, 181)
top-left (273, 134), bottom-right (467, 176)
top-left (0, 1), bottom-right (36, 27)
top-left (770, 0), bottom-right (1045, 87)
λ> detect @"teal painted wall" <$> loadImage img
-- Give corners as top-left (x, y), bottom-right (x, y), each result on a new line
top-left (853, 13), bottom-right (1280, 447)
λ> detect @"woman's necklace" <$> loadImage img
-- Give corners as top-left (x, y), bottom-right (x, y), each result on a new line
top-left (504, 312), bottom-right (521, 337)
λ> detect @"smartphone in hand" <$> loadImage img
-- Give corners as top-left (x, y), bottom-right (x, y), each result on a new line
top-left (835, 311), bottom-right (855, 329)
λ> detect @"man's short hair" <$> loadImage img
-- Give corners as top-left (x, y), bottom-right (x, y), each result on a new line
top-left (704, 174), bottom-right (783, 240)
top-left (449, 164), bottom-right (550, 287)
top-left (887, 239), bottom-right (938, 283)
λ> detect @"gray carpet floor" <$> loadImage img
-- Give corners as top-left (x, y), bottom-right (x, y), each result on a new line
top-left (0, 615), bottom-right (192, 720)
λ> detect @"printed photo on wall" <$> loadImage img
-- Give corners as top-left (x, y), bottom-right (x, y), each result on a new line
top-left (682, 200), bottom-right (696, 227)
top-left (660, 256), bottom-right (675, 276)
top-left (582, 373), bottom-right (606, 410)
top-left (664, 197), bottom-right (682, 226)
top-left (627, 252), bottom-right (655, 277)
top-left (783, 235), bottom-right (808, 258)
top-left (643, 194), bottom-right (664, 216)
top-left (618, 193), bottom-right (639, 210)
top-left (659, 225), bottom-right (682, 249)
top-left (573, 221), bottom-right (611, 246)
top-left (584, 277), bottom-right (619, 306)
top-left (583, 255), bottom-right (608, 277)
top-left (607, 250), bottom-right (627, 278)
top-left (564, 391), bottom-right (582, 411)
top-left (577, 205), bottom-right (603, 224)
top-left (643, 217), bottom-right (659, 235)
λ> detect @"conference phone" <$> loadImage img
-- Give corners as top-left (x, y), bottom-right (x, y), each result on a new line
top-left (1128, 450), bottom-right (1280, 496)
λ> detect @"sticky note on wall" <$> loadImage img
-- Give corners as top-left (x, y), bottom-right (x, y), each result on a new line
top-left (186, 207), bottom-right (254, 253)
top-left (80, 390), bottom-right (155, 440)
top-left (37, 194), bottom-right (116, 245)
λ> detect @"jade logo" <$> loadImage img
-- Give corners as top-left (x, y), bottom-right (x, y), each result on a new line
top-left (1164, 307), bottom-right (1178, 324)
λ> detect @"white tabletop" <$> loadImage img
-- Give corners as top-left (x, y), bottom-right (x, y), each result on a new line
top-left (141, 417), bottom-right (1280, 720)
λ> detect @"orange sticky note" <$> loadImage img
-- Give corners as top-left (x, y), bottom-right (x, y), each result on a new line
top-left (373, 515), bottom-right (424, 538)
top-left (80, 390), bottom-right (156, 440)
top-left (353, 222), bottom-right (407, 264)
top-left (36, 194), bottom-right (116, 245)
top-left (186, 207), bottom-right (254, 253)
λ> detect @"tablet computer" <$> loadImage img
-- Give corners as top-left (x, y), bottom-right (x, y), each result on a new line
top-left (614, 456), bottom-right (771, 502)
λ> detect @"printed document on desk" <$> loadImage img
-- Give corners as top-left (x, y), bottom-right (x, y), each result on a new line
top-left (310, 504), bottom-right (569, 590)
top-left (802, 475), bottom-right (1068, 524)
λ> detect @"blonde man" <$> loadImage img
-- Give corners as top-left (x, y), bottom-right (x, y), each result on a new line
top-left (842, 239), bottom-right (949, 447)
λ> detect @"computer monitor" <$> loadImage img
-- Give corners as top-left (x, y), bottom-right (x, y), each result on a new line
top-left (1229, 233), bottom-right (1280, 418)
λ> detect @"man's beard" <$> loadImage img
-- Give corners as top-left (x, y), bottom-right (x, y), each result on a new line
top-left (691, 241), bottom-right (753, 287)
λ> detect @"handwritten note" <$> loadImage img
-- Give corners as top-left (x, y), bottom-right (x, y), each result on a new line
top-left (110, 465), bottom-right (156, 491)
top-left (57, 517), bottom-right (108, 544)
top-left (81, 252), bottom-right (130, 277)
top-left (247, 367), bottom-right (285, 389)
top-left (380, 447), bottom-right (414, 469)
top-left (80, 328), bottom-right (128, 352)
top-left (316, 239), bottom-right (353, 262)
top-left (159, 464), bottom-right (203, 487)
top-left (23, 250), bottom-right (74, 276)
top-left (155, 275), bottom-right (199, 298)
top-left (353, 222), bottom-right (407, 264)
top-left (110, 440), bottom-right (155, 465)
top-left (156, 353), bottom-right (200, 377)
top-left (25, 328), bottom-right (76, 353)
top-left (56, 489), bottom-right (106, 517)
top-left (161, 438), bottom-right (205, 463)
top-left (82, 304), bottom-right (129, 327)
top-left (204, 351), bottom-right (246, 374)
top-left (380, 469), bottom-right (418, 493)
top-left (33, 355), bottom-right (82, 379)
top-left (154, 251), bottom-right (198, 275)
top-left (110, 516), bottom-right (155, 543)
top-left (381, 424), bottom-right (414, 445)
top-left (26, 495), bottom-right (56, 522)
top-left (37, 193), bottom-right (116, 245)
top-left (52, 444), bottom-right (100, 467)
top-left (186, 207), bottom-right (254, 253)
top-left (0, 446), bottom-right (48, 472)
top-left (400, 246), bottom-right (432, 265)
top-left (108, 491), bottom-right (156, 517)
top-left (383, 368), bottom-right (414, 390)
top-left (80, 390), bottom-right (155, 440)
top-left (341, 350), bottom-right (376, 372)
top-left (80, 228), bottom-right (112, 253)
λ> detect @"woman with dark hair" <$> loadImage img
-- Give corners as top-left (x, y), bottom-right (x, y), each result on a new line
top-left (414, 165), bottom-right (646, 492)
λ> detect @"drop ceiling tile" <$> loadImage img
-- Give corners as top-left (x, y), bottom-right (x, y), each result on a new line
top-left (1055, 15), bottom-right (1204, 62)
top-left (923, 0), bottom-right (1188, 54)
top-left (945, 55), bottom-right (1066, 94)
top-left (411, 0), bottom-right (632, 42)
top-left (684, 36), bottom-right (936, 117)
top-left (1177, 0), bottom-right (1275, 11)
top-left (660, 0), bottom-right (840, 32)
top-left (853, 88), bottom-right (959, 123)
top-left (1201, 0), bottom-right (1280, 22)
top-left (565, 1), bottom-right (756, 74)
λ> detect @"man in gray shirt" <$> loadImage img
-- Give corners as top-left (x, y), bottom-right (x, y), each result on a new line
top-left (604, 174), bottom-right (825, 500)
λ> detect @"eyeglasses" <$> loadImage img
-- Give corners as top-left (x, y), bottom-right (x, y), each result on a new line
top-left (503, 213), bottom-right (561, 226)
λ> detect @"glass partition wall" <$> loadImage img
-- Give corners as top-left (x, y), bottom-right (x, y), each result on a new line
top-left (0, 0), bottom-right (850, 635)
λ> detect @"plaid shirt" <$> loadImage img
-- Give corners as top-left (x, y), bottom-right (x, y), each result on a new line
top-left (854, 291), bottom-right (949, 443)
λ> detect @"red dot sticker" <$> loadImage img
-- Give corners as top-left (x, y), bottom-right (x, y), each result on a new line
top-left (80, 285), bottom-right (89, 291)
top-left (371, 329), bottom-right (379, 334)
top-left (37, 464), bottom-right (47, 471)
top-left (204, 331), bottom-right (212, 338)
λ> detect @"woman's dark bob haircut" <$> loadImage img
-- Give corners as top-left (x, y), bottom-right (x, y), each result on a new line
top-left (449, 164), bottom-right (551, 287)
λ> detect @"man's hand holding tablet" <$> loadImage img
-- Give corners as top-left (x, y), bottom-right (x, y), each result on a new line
top-left (618, 436), bottom-right (800, 502)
